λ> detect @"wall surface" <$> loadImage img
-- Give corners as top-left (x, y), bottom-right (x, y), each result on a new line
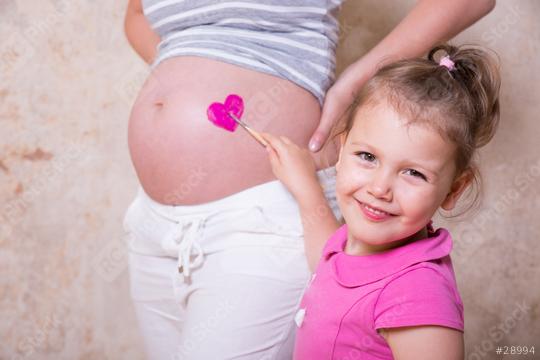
top-left (0, 0), bottom-right (538, 359)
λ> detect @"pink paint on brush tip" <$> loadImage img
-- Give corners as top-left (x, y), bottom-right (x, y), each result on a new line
top-left (207, 94), bottom-right (244, 132)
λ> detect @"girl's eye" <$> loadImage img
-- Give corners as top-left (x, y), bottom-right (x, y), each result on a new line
top-left (404, 169), bottom-right (427, 181)
top-left (356, 151), bottom-right (376, 162)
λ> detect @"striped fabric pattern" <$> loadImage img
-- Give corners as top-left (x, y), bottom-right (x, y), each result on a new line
top-left (142, 0), bottom-right (344, 105)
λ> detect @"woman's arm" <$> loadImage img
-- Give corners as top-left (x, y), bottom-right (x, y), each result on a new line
top-left (124, 0), bottom-right (161, 64)
top-left (309, 0), bottom-right (497, 152)
top-left (381, 326), bottom-right (464, 360)
top-left (261, 133), bottom-right (341, 272)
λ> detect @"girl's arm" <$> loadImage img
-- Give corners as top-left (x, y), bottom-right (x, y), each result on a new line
top-left (296, 182), bottom-right (342, 272)
top-left (381, 326), bottom-right (464, 360)
top-left (124, 0), bottom-right (161, 64)
top-left (309, 0), bottom-right (497, 152)
top-left (261, 133), bottom-right (341, 272)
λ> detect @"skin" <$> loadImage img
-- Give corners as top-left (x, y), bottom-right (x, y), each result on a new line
top-left (122, 0), bottom-right (492, 355)
top-left (334, 101), bottom-right (469, 256)
top-left (124, 0), bottom-right (495, 205)
top-left (124, 0), bottom-right (335, 205)
top-left (312, 0), bottom-right (497, 152)
top-left (261, 99), bottom-right (471, 359)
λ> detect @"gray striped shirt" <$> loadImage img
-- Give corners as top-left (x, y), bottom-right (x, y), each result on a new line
top-left (142, 0), bottom-right (344, 105)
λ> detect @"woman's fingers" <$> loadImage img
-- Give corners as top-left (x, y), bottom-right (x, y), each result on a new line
top-left (309, 84), bottom-right (355, 152)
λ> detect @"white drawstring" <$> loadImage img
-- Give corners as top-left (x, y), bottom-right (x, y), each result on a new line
top-left (158, 206), bottom-right (260, 281)
top-left (177, 219), bottom-right (205, 278)
top-left (161, 217), bottom-right (207, 280)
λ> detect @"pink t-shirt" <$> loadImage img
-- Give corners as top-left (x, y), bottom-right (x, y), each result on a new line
top-left (293, 223), bottom-right (464, 359)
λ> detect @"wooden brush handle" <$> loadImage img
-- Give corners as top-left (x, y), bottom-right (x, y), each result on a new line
top-left (228, 112), bottom-right (268, 148)
top-left (244, 126), bottom-right (268, 147)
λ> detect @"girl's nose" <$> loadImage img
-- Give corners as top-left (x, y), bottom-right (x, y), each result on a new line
top-left (367, 170), bottom-right (393, 201)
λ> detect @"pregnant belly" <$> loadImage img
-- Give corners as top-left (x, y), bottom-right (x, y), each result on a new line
top-left (127, 56), bottom-right (338, 205)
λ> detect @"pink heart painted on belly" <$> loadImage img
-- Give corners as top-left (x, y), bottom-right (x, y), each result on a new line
top-left (207, 94), bottom-right (244, 132)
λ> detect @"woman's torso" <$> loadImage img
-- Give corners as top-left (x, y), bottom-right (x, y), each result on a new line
top-left (128, 0), bottom-right (342, 205)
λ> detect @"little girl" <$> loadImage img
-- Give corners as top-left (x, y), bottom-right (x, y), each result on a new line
top-left (261, 44), bottom-right (500, 359)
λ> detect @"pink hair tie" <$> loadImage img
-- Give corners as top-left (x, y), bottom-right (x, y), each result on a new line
top-left (439, 55), bottom-right (456, 71)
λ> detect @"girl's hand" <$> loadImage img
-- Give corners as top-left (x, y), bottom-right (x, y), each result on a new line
top-left (261, 132), bottom-right (321, 201)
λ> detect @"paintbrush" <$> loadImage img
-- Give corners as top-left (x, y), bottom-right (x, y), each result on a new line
top-left (227, 112), bottom-right (268, 147)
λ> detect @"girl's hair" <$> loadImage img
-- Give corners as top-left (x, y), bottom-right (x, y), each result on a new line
top-left (326, 44), bottom-right (501, 213)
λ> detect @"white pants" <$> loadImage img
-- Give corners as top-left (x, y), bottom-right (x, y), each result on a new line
top-left (123, 167), bottom-right (341, 360)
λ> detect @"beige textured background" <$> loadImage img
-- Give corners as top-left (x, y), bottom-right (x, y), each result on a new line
top-left (0, 0), bottom-right (538, 359)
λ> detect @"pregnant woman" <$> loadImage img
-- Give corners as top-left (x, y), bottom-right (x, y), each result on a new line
top-left (122, 0), bottom-right (495, 358)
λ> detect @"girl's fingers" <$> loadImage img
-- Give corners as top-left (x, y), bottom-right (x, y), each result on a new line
top-left (264, 139), bottom-right (275, 154)
top-left (260, 132), bottom-right (278, 153)
top-left (261, 132), bottom-right (288, 154)
top-left (260, 132), bottom-right (278, 149)
top-left (261, 133), bottom-right (280, 159)
top-left (266, 144), bottom-right (281, 169)
top-left (261, 132), bottom-right (286, 146)
top-left (279, 135), bottom-right (292, 144)
top-left (260, 131), bottom-right (277, 144)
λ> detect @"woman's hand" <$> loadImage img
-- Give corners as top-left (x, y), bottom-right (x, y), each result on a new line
top-left (308, 66), bottom-right (364, 152)
top-left (261, 132), bottom-right (321, 202)
top-left (308, 0), bottom-right (496, 153)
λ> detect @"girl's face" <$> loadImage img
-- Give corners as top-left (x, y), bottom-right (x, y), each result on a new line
top-left (335, 100), bottom-right (471, 255)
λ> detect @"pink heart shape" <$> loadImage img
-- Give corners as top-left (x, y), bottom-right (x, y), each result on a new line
top-left (207, 94), bottom-right (244, 132)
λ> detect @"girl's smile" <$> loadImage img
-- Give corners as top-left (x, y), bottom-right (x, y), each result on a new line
top-left (335, 98), bottom-right (468, 256)
top-left (356, 200), bottom-right (397, 221)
